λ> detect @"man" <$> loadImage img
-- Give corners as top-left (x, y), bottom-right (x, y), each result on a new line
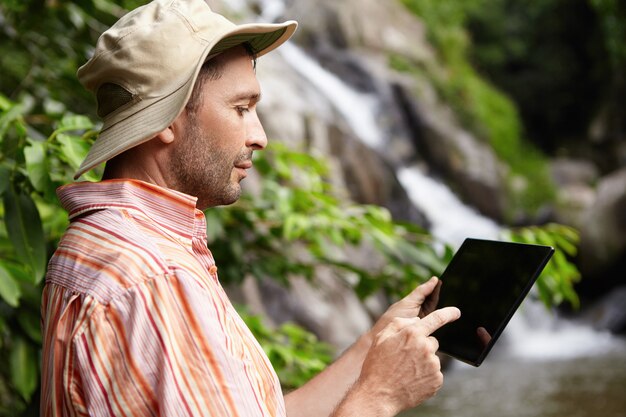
top-left (41, 1), bottom-right (460, 416)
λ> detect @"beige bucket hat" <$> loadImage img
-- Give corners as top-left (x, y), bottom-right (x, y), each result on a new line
top-left (75, 0), bottom-right (297, 179)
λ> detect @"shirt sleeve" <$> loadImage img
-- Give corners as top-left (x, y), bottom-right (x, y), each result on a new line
top-left (65, 271), bottom-right (283, 417)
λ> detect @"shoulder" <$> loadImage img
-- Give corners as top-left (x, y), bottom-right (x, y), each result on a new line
top-left (46, 207), bottom-right (172, 303)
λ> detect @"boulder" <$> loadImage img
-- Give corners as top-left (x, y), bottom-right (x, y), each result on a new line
top-left (550, 157), bottom-right (599, 225)
top-left (578, 168), bottom-right (626, 279)
top-left (580, 286), bottom-right (626, 334)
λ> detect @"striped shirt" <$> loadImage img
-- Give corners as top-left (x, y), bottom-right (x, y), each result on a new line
top-left (41, 179), bottom-right (285, 417)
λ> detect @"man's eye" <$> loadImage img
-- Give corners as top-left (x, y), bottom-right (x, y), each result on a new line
top-left (235, 106), bottom-right (249, 115)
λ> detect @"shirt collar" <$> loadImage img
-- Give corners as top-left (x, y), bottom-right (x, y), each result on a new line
top-left (57, 179), bottom-right (204, 242)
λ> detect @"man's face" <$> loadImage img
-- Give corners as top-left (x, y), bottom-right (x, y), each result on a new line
top-left (168, 46), bottom-right (267, 209)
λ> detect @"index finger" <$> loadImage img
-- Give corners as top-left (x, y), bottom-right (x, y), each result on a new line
top-left (418, 306), bottom-right (461, 336)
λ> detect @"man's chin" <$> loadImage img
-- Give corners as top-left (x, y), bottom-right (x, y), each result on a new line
top-left (202, 186), bottom-right (241, 209)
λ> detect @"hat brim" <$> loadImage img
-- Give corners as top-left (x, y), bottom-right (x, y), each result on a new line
top-left (74, 20), bottom-right (297, 180)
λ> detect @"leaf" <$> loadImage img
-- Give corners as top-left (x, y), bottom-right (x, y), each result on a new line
top-left (10, 336), bottom-right (39, 401)
top-left (24, 139), bottom-right (51, 193)
top-left (0, 99), bottom-right (26, 140)
top-left (2, 185), bottom-right (47, 283)
top-left (552, 233), bottom-right (578, 257)
top-left (0, 262), bottom-right (22, 307)
top-left (56, 133), bottom-right (90, 170)
top-left (0, 93), bottom-right (12, 111)
top-left (0, 164), bottom-right (9, 195)
top-left (57, 114), bottom-right (94, 132)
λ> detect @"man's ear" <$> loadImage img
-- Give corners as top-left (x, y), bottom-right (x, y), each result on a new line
top-left (155, 125), bottom-right (176, 144)
top-left (156, 111), bottom-right (188, 145)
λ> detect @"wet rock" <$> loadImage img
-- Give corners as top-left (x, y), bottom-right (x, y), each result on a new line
top-left (550, 158), bottom-right (599, 226)
top-left (580, 286), bottom-right (626, 334)
top-left (578, 168), bottom-right (626, 276)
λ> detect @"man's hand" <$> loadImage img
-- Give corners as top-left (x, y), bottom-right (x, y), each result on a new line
top-left (332, 306), bottom-right (461, 416)
top-left (367, 277), bottom-right (443, 344)
top-left (286, 277), bottom-right (457, 417)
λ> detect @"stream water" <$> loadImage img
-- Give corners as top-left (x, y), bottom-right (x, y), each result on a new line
top-left (402, 338), bottom-right (626, 417)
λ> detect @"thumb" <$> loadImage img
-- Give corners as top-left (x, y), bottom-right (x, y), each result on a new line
top-left (401, 276), bottom-right (439, 309)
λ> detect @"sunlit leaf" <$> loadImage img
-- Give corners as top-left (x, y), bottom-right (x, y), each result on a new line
top-left (9, 336), bottom-right (38, 401)
top-left (0, 262), bottom-right (21, 307)
top-left (57, 114), bottom-right (94, 132)
top-left (56, 133), bottom-right (89, 170)
top-left (24, 139), bottom-right (51, 193)
top-left (0, 99), bottom-right (26, 140)
top-left (553, 233), bottom-right (578, 257)
top-left (0, 93), bottom-right (12, 111)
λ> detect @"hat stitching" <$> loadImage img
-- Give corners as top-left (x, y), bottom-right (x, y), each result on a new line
top-left (171, 5), bottom-right (199, 33)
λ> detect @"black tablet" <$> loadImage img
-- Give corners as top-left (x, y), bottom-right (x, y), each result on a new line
top-left (429, 238), bottom-right (554, 366)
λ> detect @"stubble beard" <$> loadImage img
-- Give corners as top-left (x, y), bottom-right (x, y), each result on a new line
top-left (169, 122), bottom-right (246, 209)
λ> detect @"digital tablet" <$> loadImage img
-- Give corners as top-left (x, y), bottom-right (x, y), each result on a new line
top-left (429, 238), bottom-right (554, 366)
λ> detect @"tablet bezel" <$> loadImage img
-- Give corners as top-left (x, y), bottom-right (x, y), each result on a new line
top-left (431, 238), bottom-right (555, 366)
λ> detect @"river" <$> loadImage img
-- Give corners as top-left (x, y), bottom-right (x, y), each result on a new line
top-left (401, 327), bottom-right (626, 417)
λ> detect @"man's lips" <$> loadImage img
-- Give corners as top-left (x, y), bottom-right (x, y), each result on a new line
top-left (234, 160), bottom-right (252, 169)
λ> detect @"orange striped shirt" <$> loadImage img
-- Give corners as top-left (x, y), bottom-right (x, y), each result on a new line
top-left (41, 179), bottom-right (285, 417)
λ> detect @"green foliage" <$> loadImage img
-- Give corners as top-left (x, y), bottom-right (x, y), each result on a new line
top-left (0, 88), bottom-right (98, 413)
top-left (206, 142), bottom-right (448, 300)
top-left (239, 308), bottom-right (334, 389)
top-left (502, 223), bottom-right (581, 308)
top-left (464, 0), bottom-right (611, 152)
top-left (0, 0), bottom-right (148, 120)
top-left (397, 0), bottom-right (557, 217)
top-left (588, 0), bottom-right (626, 71)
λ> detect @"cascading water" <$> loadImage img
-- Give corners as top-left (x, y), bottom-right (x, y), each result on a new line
top-left (275, 39), bottom-right (623, 361)
top-left (277, 44), bottom-right (383, 149)
top-left (396, 167), bottom-right (500, 246)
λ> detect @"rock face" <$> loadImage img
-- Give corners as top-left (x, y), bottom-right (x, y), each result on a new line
top-left (284, 0), bottom-right (435, 62)
top-left (580, 286), bottom-right (626, 335)
top-left (579, 168), bottom-right (626, 268)
top-left (248, 0), bottom-right (508, 224)
top-left (210, 0), bottom-right (626, 343)
top-left (550, 160), bottom-right (626, 297)
top-left (281, 0), bottom-right (507, 220)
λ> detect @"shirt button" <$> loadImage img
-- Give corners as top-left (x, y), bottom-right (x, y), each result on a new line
top-left (208, 265), bottom-right (218, 275)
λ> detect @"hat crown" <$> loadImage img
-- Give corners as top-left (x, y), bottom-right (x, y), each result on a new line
top-left (78, 0), bottom-right (234, 111)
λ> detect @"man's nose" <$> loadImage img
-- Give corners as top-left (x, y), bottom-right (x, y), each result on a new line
top-left (245, 110), bottom-right (268, 150)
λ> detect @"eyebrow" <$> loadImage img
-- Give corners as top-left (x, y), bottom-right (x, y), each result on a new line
top-left (231, 92), bottom-right (262, 103)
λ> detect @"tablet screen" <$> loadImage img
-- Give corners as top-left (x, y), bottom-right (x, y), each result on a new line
top-left (430, 238), bottom-right (554, 366)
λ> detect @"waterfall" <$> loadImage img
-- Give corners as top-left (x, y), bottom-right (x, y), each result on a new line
top-left (279, 44), bottom-right (497, 247)
top-left (257, 0), bottom-right (286, 24)
top-left (397, 167), bottom-right (500, 246)
top-left (274, 42), bottom-right (624, 360)
top-left (279, 44), bottom-right (383, 149)
top-left (503, 302), bottom-right (623, 360)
